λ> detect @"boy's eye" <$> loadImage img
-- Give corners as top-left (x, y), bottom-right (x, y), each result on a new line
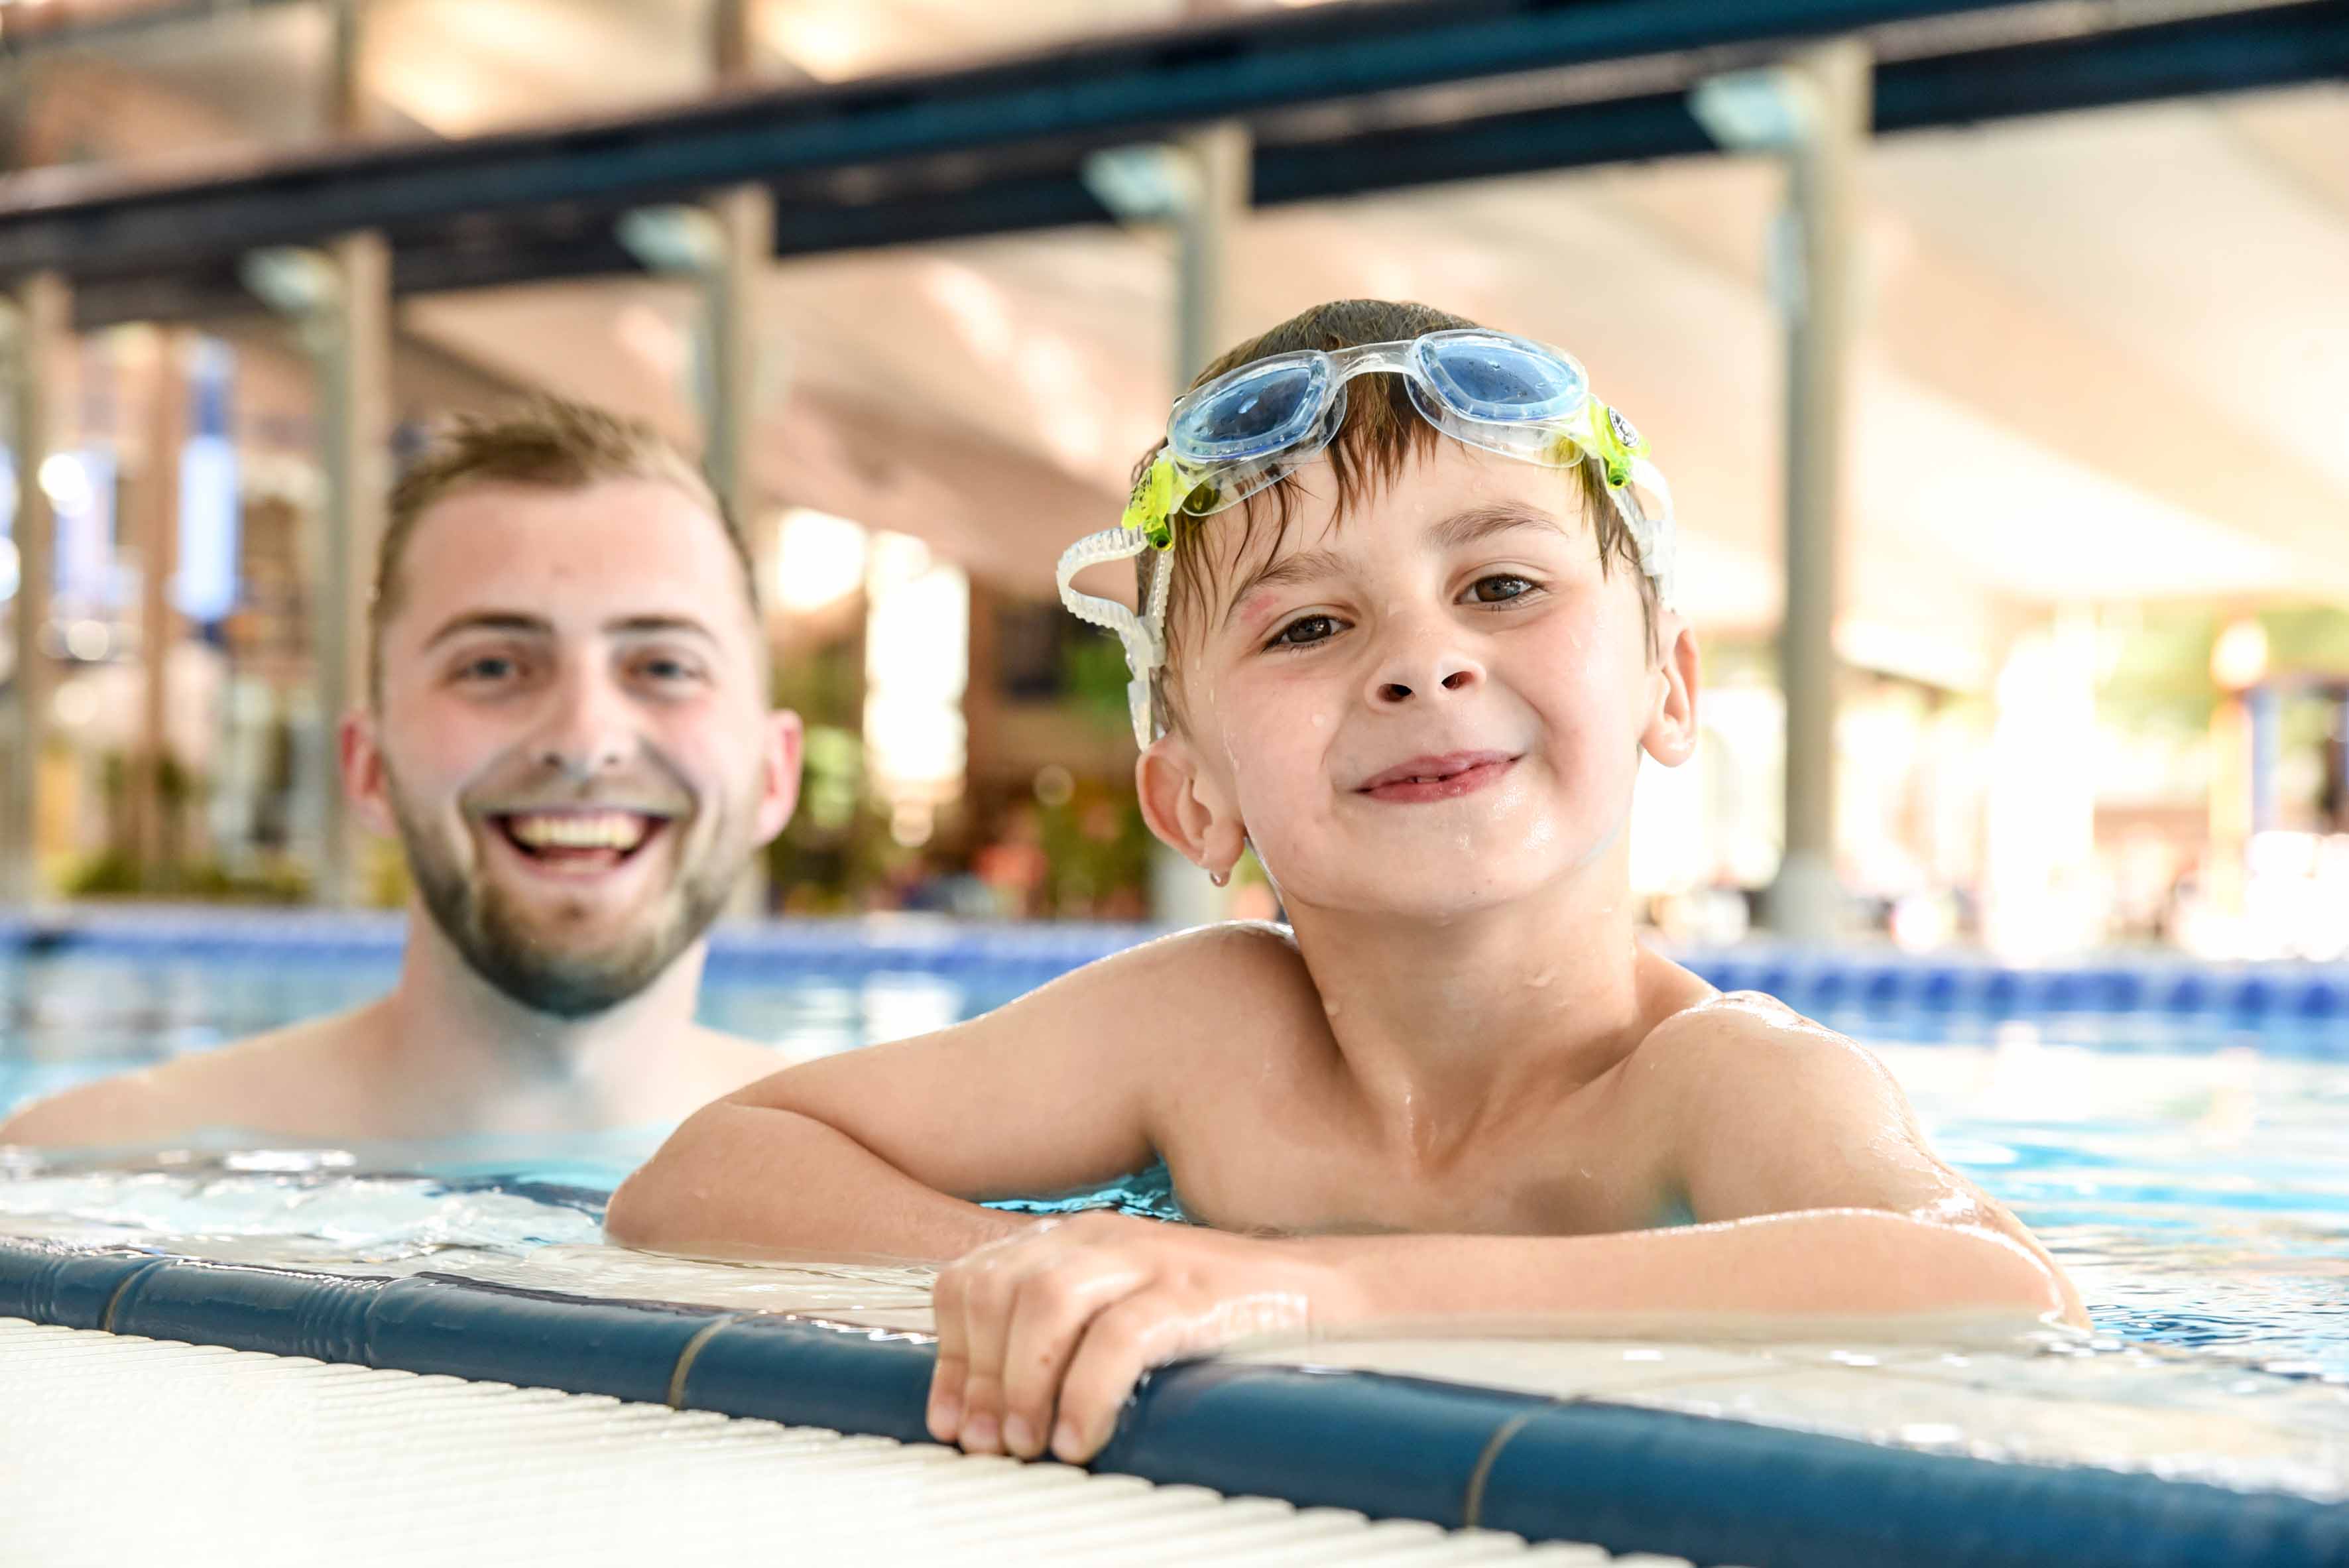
top-left (1467, 574), bottom-right (1537, 604)
top-left (1267, 614), bottom-right (1345, 650)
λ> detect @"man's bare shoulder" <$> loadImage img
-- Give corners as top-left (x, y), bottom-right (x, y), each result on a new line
top-left (0, 1006), bottom-right (384, 1148)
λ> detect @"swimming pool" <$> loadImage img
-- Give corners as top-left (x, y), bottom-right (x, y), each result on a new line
top-left (5, 910), bottom-right (2349, 1565)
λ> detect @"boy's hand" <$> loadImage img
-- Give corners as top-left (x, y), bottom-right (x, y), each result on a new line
top-left (925, 1211), bottom-right (1360, 1464)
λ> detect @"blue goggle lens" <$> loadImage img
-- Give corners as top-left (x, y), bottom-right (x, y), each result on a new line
top-left (1172, 356), bottom-right (1329, 463)
top-left (1418, 333), bottom-right (1587, 423)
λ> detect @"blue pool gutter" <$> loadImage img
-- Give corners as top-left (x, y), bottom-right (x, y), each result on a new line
top-left (2, 1238), bottom-right (2343, 1568)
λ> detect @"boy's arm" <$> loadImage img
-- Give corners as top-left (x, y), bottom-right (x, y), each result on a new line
top-left (1631, 993), bottom-right (2081, 1318)
top-left (604, 924), bottom-right (1294, 1263)
top-left (926, 1205), bottom-right (2072, 1461)
top-left (924, 996), bottom-right (2082, 1463)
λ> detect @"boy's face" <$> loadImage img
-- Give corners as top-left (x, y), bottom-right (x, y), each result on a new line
top-left (1141, 441), bottom-right (1697, 920)
top-left (347, 477), bottom-right (801, 1016)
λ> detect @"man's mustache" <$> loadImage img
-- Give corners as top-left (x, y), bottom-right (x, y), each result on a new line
top-left (459, 750), bottom-right (695, 820)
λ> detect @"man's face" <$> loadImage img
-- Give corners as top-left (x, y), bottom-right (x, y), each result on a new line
top-left (346, 477), bottom-right (800, 1017)
top-left (1151, 442), bottom-right (1693, 920)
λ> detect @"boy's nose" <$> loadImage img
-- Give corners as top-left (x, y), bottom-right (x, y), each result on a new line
top-left (1368, 643), bottom-right (1484, 707)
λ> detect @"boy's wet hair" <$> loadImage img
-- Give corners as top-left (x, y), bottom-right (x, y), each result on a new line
top-left (1135, 299), bottom-right (1657, 739)
top-left (370, 396), bottom-right (759, 703)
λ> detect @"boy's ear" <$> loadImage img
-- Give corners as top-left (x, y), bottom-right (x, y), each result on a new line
top-left (1642, 613), bottom-right (1701, 768)
top-left (340, 707), bottom-right (398, 838)
top-left (1136, 733), bottom-right (1248, 882)
top-left (752, 707), bottom-right (805, 846)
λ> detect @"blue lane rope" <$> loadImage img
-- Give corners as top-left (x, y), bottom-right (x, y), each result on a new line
top-left (7, 908), bottom-right (2346, 1046)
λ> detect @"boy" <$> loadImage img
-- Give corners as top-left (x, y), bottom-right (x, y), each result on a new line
top-left (607, 300), bottom-right (2080, 1467)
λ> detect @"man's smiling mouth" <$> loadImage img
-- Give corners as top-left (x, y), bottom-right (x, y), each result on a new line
top-left (488, 809), bottom-right (671, 867)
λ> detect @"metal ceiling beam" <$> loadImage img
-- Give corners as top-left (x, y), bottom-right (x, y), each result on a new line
top-left (0, 0), bottom-right (2047, 277)
top-left (39, 0), bottom-right (2349, 328)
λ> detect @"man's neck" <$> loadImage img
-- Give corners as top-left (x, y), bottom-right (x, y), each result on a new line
top-left (374, 906), bottom-right (712, 1132)
top-left (1284, 842), bottom-right (1669, 1152)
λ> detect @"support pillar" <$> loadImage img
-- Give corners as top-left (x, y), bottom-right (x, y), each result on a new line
top-left (2, 271), bottom-right (69, 907)
top-left (132, 327), bottom-right (188, 878)
top-left (1696, 40), bottom-right (1872, 943)
top-left (326, 0), bottom-right (368, 139)
top-left (1774, 40), bottom-right (1870, 943)
top-left (702, 184), bottom-right (771, 570)
top-left (711, 0), bottom-right (755, 86)
top-left (708, 183), bottom-right (774, 914)
top-left (1154, 122), bottom-right (1251, 930)
top-left (2247, 684), bottom-right (2281, 837)
top-left (315, 231), bottom-right (391, 908)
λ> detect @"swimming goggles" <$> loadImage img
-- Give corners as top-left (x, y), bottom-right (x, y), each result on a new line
top-left (1057, 329), bottom-right (1677, 746)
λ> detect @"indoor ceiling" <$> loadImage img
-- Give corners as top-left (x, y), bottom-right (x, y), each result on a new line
top-left (13, 1), bottom-right (2346, 688)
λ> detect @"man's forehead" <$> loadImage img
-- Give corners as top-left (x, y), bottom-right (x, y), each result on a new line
top-left (394, 479), bottom-right (753, 632)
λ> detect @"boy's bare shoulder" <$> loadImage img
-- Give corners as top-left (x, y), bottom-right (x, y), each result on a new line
top-left (1085, 920), bottom-right (1326, 1055)
top-left (1099, 920), bottom-right (1315, 998)
top-left (1620, 987), bottom-right (1903, 1112)
top-left (0, 1008), bottom-right (379, 1148)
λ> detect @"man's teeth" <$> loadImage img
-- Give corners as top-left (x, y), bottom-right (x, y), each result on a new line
top-left (503, 812), bottom-right (653, 851)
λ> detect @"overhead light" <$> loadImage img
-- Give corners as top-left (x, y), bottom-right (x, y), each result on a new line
top-left (240, 247), bottom-right (341, 317)
top-left (617, 206), bottom-right (725, 277)
top-left (1689, 68), bottom-right (1819, 153)
top-left (1082, 145), bottom-right (1198, 223)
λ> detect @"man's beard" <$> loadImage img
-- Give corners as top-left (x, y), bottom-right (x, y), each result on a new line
top-left (387, 766), bottom-right (743, 1020)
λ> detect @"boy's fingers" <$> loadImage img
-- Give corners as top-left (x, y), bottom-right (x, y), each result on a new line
top-left (930, 1256), bottom-right (971, 1369)
top-left (998, 1256), bottom-right (1147, 1459)
top-left (926, 1354), bottom-right (967, 1443)
top-left (1050, 1294), bottom-right (1179, 1464)
top-left (950, 1242), bottom-right (1050, 1453)
top-left (926, 1259), bottom-right (972, 1442)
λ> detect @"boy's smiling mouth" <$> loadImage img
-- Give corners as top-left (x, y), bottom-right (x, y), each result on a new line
top-left (1353, 751), bottom-right (1518, 804)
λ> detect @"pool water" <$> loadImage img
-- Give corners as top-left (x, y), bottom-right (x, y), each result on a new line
top-left (4, 945), bottom-right (2348, 1384)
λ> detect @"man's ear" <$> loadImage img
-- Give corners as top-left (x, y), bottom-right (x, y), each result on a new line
top-left (341, 707), bottom-right (398, 837)
top-left (753, 708), bottom-right (804, 846)
top-left (1136, 733), bottom-right (1246, 882)
top-left (1642, 613), bottom-right (1701, 768)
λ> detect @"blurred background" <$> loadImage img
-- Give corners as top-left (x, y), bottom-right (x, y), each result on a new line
top-left (0, 0), bottom-right (2344, 961)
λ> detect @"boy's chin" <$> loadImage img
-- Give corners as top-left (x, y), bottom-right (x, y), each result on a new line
top-left (1291, 866), bottom-right (1557, 923)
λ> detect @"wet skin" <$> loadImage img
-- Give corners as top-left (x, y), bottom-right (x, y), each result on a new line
top-left (2, 477), bottom-right (803, 1147)
top-left (610, 444), bottom-right (2082, 1464)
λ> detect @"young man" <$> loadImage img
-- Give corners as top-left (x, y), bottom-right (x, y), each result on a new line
top-left (608, 301), bottom-right (2080, 1466)
top-left (2, 400), bottom-right (802, 1147)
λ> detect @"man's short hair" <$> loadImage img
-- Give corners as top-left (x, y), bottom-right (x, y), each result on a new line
top-left (371, 398), bottom-right (760, 701)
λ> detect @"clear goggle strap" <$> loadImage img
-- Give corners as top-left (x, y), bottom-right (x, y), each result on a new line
top-left (1616, 453), bottom-right (1677, 610)
top-left (1055, 525), bottom-right (1165, 748)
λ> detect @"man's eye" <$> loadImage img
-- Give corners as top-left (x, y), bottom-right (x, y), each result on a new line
top-left (633, 654), bottom-right (704, 684)
top-left (1267, 614), bottom-right (1343, 650)
top-left (455, 655), bottom-right (519, 683)
top-left (1468, 574), bottom-right (1537, 604)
